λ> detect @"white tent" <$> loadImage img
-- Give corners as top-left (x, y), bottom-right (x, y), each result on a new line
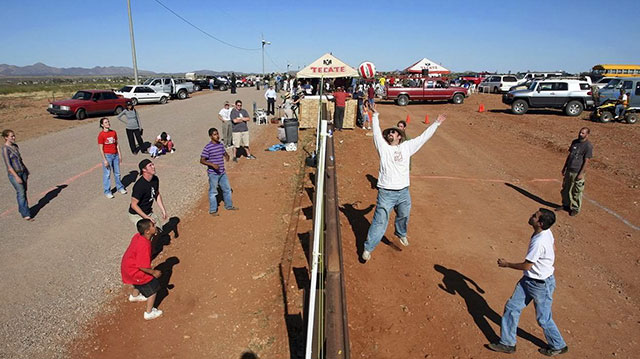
top-left (405, 58), bottom-right (450, 75)
top-left (297, 53), bottom-right (359, 78)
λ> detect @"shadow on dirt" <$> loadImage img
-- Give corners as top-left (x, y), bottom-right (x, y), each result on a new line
top-left (504, 183), bottom-right (561, 209)
top-left (434, 264), bottom-right (546, 348)
top-left (278, 264), bottom-right (307, 359)
top-left (240, 352), bottom-right (259, 359)
top-left (151, 216), bottom-right (180, 259)
top-left (365, 174), bottom-right (377, 189)
top-left (153, 256), bottom-right (179, 308)
top-left (119, 170), bottom-right (138, 190)
top-left (30, 184), bottom-right (67, 218)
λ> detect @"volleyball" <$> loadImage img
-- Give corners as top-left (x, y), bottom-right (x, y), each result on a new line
top-left (358, 61), bottom-right (376, 79)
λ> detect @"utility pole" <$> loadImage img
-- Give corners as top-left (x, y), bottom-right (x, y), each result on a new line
top-left (127, 0), bottom-right (139, 85)
top-left (261, 34), bottom-right (271, 83)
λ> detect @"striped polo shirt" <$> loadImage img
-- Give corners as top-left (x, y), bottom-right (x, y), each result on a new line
top-left (2, 144), bottom-right (26, 174)
top-left (201, 141), bottom-right (226, 174)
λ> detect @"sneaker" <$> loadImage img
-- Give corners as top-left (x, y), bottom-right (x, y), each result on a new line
top-left (569, 209), bottom-right (579, 217)
top-left (362, 250), bottom-right (371, 262)
top-left (539, 346), bottom-right (569, 356)
top-left (209, 211), bottom-right (219, 216)
top-left (232, 157), bottom-right (238, 163)
top-left (119, 188), bottom-right (127, 194)
top-left (170, 149), bottom-right (175, 153)
top-left (105, 193), bottom-right (114, 199)
top-left (397, 235), bottom-right (409, 247)
top-left (129, 293), bottom-right (147, 302)
top-left (225, 206), bottom-right (239, 211)
top-left (143, 307), bottom-right (163, 320)
top-left (247, 155), bottom-right (257, 159)
top-left (486, 343), bottom-right (516, 354)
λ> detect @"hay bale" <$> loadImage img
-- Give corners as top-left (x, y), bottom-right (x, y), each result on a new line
top-left (299, 98), bottom-right (357, 129)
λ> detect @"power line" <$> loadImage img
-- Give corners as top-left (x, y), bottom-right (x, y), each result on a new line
top-left (264, 49), bottom-right (284, 71)
top-left (152, 0), bottom-right (261, 51)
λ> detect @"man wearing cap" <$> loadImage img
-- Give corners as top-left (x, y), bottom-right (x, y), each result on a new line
top-left (218, 101), bottom-right (233, 148)
top-left (361, 106), bottom-right (446, 262)
top-left (128, 159), bottom-right (167, 229)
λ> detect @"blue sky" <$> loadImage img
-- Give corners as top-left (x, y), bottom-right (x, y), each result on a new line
top-left (1, 0), bottom-right (639, 74)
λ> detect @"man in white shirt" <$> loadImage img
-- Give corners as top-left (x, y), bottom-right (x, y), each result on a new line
top-left (217, 101), bottom-right (233, 148)
top-left (487, 208), bottom-right (569, 356)
top-left (265, 86), bottom-right (277, 115)
top-left (361, 107), bottom-right (445, 262)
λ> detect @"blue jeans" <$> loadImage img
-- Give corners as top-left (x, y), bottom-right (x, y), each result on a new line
top-left (500, 275), bottom-right (566, 349)
top-left (364, 187), bottom-right (411, 252)
top-left (102, 154), bottom-right (124, 195)
top-left (8, 172), bottom-right (30, 218)
top-left (208, 172), bottom-right (233, 213)
top-left (615, 104), bottom-right (625, 118)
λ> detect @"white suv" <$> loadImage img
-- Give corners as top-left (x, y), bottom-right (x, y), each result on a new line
top-left (478, 75), bottom-right (523, 93)
top-left (502, 78), bottom-right (594, 116)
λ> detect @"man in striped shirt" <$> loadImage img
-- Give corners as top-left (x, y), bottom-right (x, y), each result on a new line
top-left (200, 128), bottom-right (238, 216)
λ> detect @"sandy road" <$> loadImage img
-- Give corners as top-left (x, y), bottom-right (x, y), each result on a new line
top-left (0, 87), bottom-right (272, 358)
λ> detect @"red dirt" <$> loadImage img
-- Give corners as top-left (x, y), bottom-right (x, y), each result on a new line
top-left (69, 93), bottom-right (638, 358)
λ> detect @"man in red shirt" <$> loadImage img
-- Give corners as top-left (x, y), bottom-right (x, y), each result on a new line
top-left (121, 218), bottom-right (163, 320)
top-left (332, 86), bottom-right (351, 131)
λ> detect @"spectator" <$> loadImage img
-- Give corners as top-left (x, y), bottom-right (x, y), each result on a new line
top-left (331, 86), bottom-right (351, 131)
top-left (361, 100), bottom-right (372, 130)
top-left (2, 129), bottom-right (32, 220)
top-left (614, 88), bottom-right (628, 120)
top-left (303, 81), bottom-right (313, 95)
top-left (265, 86), bottom-right (277, 115)
top-left (120, 218), bottom-right (164, 320)
top-left (487, 209), bottom-right (569, 356)
top-left (230, 73), bottom-right (237, 94)
top-left (200, 127), bottom-right (238, 216)
top-left (368, 84), bottom-right (375, 107)
top-left (149, 132), bottom-right (174, 158)
top-left (218, 101), bottom-right (233, 148)
top-left (559, 127), bottom-right (593, 216)
top-left (361, 107), bottom-right (446, 262)
top-left (208, 77), bottom-right (214, 91)
top-left (128, 159), bottom-right (168, 230)
top-left (98, 118), bottom-right (127, 199)
top-left (230, 100), bottom-right (256, 162)
top-left (117, 102), bottom-right (145, 155)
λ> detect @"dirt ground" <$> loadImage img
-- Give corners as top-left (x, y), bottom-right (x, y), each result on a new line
top-left (6, 91), bottom-right (638, 358)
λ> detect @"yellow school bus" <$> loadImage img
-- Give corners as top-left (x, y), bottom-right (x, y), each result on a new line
top-left (592, 64), bottom-right (640, 77)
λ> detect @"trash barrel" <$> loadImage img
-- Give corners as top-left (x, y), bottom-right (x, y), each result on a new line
top-left (283, 119), bottom-right (299, 143)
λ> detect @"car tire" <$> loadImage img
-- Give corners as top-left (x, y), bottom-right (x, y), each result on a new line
top-left (565, 100), bottom-right (583, 116)
top-left (193, 84), bottom-right (201, 92)
top-left (452, 93), bottom-right (464, 104)
top-left (511, 99), bottom-right (528, 115)
top-left (397, 95), bottom-right (409, 106)
top-left (626, 113), bottom-right (638, 124)
top-left (493, 87), bottom-right (500, 94)
top-left (219, 85), bottom-right (228, 91)
top-left (131, 97), bottom-right (138, 106)
top-left (177, 90), bottom-right (188, 100)
top-left (114, 106), bottom-right (124, 115)
top-left (159, 96), bottom-right (168, 104)
top-left (76, 108), bottom-right (87, 120)
top-left (599, 110), bottom-right (613, 123)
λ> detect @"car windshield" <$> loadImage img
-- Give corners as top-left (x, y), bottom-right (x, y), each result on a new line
top-left (529, 82), bottom-right (538, 91)
top-left (119, 86), bottom-right (133, 92)
top-left (142, 79), bottom-right (153, 85)
top-left (71, 91), bottom-right (92, 100)
top-left (603, 79), bottom-right (621, 89)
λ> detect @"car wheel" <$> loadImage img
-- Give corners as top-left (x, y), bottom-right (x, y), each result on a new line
top-left (114, 106), bottom-right (124, 115)
top-left (599, 110), bottom-right (613, 123)
top-left (177, 90), bottom-right (188, 99)
top-left (219, 85), bottom-right (228, 91)
top-left (75, 108), bottom-right (87, 120)
top-left (511, 99), bottom-right (528, 115)
top-left (131, 97), bottom-right (138, 106)
top-left (193, 84), bottom-right (201, 92)
top-left (159, 96), bottom-right (168, 104)
top-left (452, 93), bottom-right (464, 104)
top-left (565, 100), bottom-right (583, 116)
top-left (625, 113), bottom-right (638, 124)
top-left (397, 95), bottom-right (409, 106)
top-left (493, 87), bottom-right (500, 94)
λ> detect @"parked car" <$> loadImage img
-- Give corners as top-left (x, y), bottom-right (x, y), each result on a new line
top-left (478, 75), bottom-right (524, 93)
top-left (143, 77), bottom-right (194, 99)
top-left (114, 85), bottom-right (170, 105)
top-left (502, 78), bottom-right (594, 116)
top-left (47, 90), bottom-right (128, 120)
top-left (383, 79), bottom-right (468, 106)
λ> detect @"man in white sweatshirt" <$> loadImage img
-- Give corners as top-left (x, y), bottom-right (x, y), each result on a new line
top-left (362, 108), bottom-right (446, 262)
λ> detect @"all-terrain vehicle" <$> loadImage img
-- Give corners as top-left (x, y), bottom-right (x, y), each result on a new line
top-left (592, 100), bottom-right (638, 124)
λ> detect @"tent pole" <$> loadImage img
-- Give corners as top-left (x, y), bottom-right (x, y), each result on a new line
top-left (315, 76), bottom-right (325, 154)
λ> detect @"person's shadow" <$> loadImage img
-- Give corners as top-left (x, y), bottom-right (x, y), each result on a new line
top-left (504, 183), bottom-right (561, 208)
top-left (30, 184), bottom-right (67, 218)
top-left (151, 216), bottom-right (180, 259)
top-left (153, 256), bottom-right (179, 307)
top-left (434, 264), bottom-right (547, 348)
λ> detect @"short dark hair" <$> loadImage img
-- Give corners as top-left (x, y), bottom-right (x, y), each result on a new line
top-left (2, 129), bottom-right (14, 138)
top-left (136, 218), bottom-right (153, 234)
top-left (538, 208), bottom-right (556, 230)
top-left (235, 100), bottom-right (242, 105)
top-left (99, 117), bottom-right (109, 128)
top-left (397, 120), bottom-right (407, 127)
top-left (160, 132), bottom-right (168, 141)
top-left (208, 127), bottom-right (218, 136)
top-left (581, 127), bottom-right (591, 134)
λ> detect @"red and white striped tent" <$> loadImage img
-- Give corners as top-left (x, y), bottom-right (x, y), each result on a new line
top-left (404, 58), bottom-right (450, 75)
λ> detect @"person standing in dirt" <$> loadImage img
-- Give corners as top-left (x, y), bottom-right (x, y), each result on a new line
top-left (97, 118), bottom-right (127, 199)
top-left (117, 102), bottom-right (145, 154)
top-left (230, 73), bottom-right (237, 94)
top-left (331, 86), bottom-right (351, 131)
top-left (200, 127), bottom-right (238, 216)
top-left (558, 127), bottom-right (593, 216)
top-left (361, 107), bottom-right (446, 262)
top-left (487, 208), bottom-right (569, 356)
top-left (218, 101), bottom-right (233, 148)
top-left (129, 159), bottom-right (168, 230)
top-left (230, 100), bottom-right (256, 162)
top-left (265, 85), bottom-right (277, 115)
top-left (2, 129), bottom-right (32, 220)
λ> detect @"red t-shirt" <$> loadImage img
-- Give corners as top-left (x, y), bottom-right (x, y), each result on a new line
top-left (121, 233), bottom-right (153, 285)
top-left (98, 130), bottom-right (118, 154)
top-left (332, 91), bottom-right (349, 107)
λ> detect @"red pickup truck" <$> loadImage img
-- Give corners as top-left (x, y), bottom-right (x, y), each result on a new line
top-left (383, 79), bottom-right (468, 106)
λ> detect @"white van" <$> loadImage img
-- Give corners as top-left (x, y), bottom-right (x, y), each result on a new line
top-left (478, 75), bottom-right (523, 93)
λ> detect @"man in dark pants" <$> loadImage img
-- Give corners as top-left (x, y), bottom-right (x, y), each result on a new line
top-left (264, 86), bottom-right (277, 115)
top-left (331, 86), bottom-right (351, 131)
top-left (487, 209), bottom-right (568, 356)
top-left (230, 73), bottom-right (237, 94)
top-left (558, 127), bottom-right (593, 216)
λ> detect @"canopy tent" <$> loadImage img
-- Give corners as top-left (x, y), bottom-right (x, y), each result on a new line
top-left (405, 58), bottom-right (450, 75)
top-left (297, 53), bottom-right (359, 78)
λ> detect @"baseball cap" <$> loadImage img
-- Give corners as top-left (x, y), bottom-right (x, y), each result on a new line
top-left (138, 159), bottom-right (152, 172)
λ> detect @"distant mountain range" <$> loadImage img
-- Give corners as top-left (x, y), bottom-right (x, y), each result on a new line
top-left (0, 63), bottom-right (242, 77)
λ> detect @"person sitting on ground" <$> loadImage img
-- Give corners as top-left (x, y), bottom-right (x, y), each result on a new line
top-left (148, 132), bottom-right (174, 158)
top-left (120, 218), bottom-right (164, 320)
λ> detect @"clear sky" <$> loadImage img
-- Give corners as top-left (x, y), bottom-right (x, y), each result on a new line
top-left (2, 0), bottom-right (639, 74)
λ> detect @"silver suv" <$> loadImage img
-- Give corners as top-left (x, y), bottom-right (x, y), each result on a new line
top-left (502, 79), bottom-right (594, 116)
